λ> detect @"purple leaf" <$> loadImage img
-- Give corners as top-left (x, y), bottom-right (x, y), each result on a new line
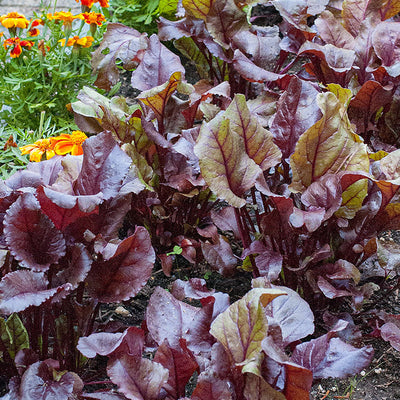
top-left (171, 278), bottom-right (215, 300)
top-left (206, 0), bottom-right (248, 49)
top-left (233, 50), bottom-right (284, 83)
top-left (4, 193), bottom-right (66, 271)
top-left (78, 327), bottom-right (144, 359)
top-left (0, 270), bottom-right (67, 313)
top-left (263, 285), bottom-right (315, 347)
top-left (191, 374), bottom-right (233, 400)
top-left (81, 393), bottom-right (128, 400)
top-left (232, 26), bottom-right (281, 70)
top-left (146, 287), bottom-right (215, 354)
top-left (86, 226), bottom-right (155, 303)
top-left (380, 322), bottom-right (400, 351)
top-left (300, 174), bottom-right (343, 220)
top-left (201, 234), bottom-right (237, 276)
top-left (76, 132), bottom-right (132, 200)
top-left (270, 76), bottom-right (321, 159)
top-left (153, 339), bottom-right (198, 399)
top-left (5, 156), bottom-right (63, 190)
top-left (18, 361), bottom-right (78, 400)
top-left (289, 207), bottom-right (325, 233)
top-left (131, 35), bottom-right (185, 91)
top-left (91, 23), bottom-right (149, 90)
top-left (291, 334), bottom-right (374, 379)
top-left (36, 186), bottom-right (100, 231)
top-left (242, 241), bottom-right (283, 281)
top-left (107, 354), bottom-right (168, 400)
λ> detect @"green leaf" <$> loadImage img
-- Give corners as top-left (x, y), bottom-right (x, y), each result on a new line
top-left (0, 317), bottom-right (12, 361)
top-left (6, 313), bottom-right (29, 359)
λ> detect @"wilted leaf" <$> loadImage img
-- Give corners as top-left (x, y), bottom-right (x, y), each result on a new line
top-left (210, 288), bottom-right (285, 365)
top-left (194, 113), bottom-right (262, 208)
top-left (4, 193), bottom-right (66, 271)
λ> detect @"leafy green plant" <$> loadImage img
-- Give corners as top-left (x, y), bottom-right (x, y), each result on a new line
top-left (0, 3), bottom-right (107, 132)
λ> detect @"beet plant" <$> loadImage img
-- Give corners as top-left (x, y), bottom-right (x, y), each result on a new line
top-left (2, 0), bottom-right (400, 399)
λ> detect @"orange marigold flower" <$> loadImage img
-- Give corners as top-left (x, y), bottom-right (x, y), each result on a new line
top-left (47, 11), bottom-right (83, 25)
top-left (53, 130), bottom-right (88, 156)
top-left (28, 18), bottom-right (43, 36)
top-left (76, 0), bottom-right (96, 7)
top-left (82, 11), bottom-right (105, 26)
top-left (20, 138), bottom-right (56, 162)
top-left (59, 35), bottom-right (94, 48)
top-left (98, 0), bottom-right (109, 7)
top-left (0, 12), bottom-right (29, 29)
top-left (3, 37), bottom-right (33, 58)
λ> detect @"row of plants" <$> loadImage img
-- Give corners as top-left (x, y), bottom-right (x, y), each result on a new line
top-left (2, 0), bottom-right (400, 399)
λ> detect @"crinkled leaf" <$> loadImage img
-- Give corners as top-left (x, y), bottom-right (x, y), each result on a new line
top-left (291, 334), bottom-right (374, 379)
top-left (274, 0), bottom-right (329, 30)
top-left (301, 174), bottom-right (343, 220)
top-left (270, 76), bottom-right (321, 159)
top-left (194, 113), bottom-right (262, 207)
top-left (75, 131), bottom-right (132, 200)
top-left (290, 92), bottom-right (369, 194)
top-left (86, 226), bottom-right (155, 303)
top-left (153, 339), bottom-right (198, 399)
top-left (107, 354), bottom-right (168, 400)
top-left (225, 94), bottom-right (281, 170)
top-left (210, 288), bottom-right (285, 365)
top-left (92, 23), bottom-right (149, 90)
top-left (131, 34), bottom-right (185, 91)
top-left (315, 10), bottom-right (355, 49)
top-left (5, 156), bottom-right (63, 190)
top-left (4, 193), bottom-right (66, 271)
top-left (171, 278), bottom-right (215, 300)
top-left (0, 270), bottom-right (61, 314)
top-left (4, 313), bottom-right (29, 359)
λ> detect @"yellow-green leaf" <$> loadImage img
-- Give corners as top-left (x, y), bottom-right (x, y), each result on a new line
top-left (6, 313), bottom-right (29, 359)
top-left (182, 0), bottom-right (213, 20)
top-left (210, 288), bottom-right (285, 365)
